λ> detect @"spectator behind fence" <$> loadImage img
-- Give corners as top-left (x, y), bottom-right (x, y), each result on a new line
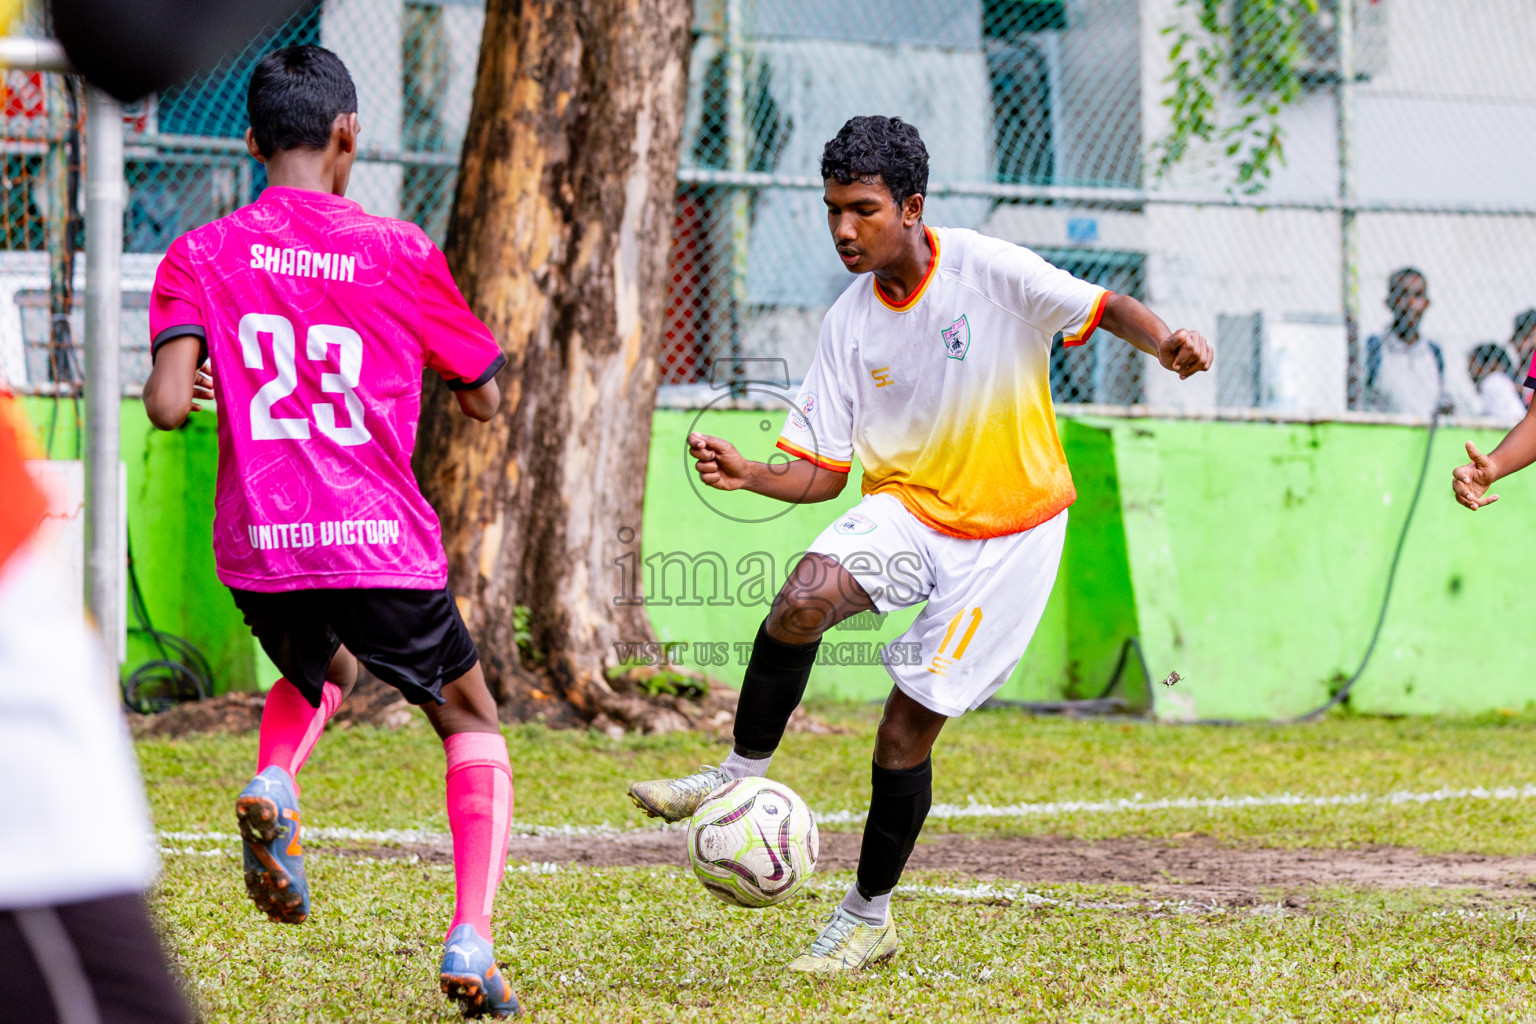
top-left (1511, 308), bottom-right (1536, 406)
top-left (1365, 267), bottom-right (1449, 416)
top-left (1468, 343), bottom-right (1527, 419)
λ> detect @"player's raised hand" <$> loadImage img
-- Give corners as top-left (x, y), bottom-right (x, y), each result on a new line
top-left (1452, 441), bottom-right (1501, 510)
top-left (1158, 328), bottom-right (1214, 379)
top-left (688, 432), bottom-right (752, 491)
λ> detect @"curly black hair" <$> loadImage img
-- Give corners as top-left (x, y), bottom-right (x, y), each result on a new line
top-left (820, 116), bottom-right (929, 207)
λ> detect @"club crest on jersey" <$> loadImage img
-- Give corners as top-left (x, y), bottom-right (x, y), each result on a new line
top-left (834, 512), bottom-right (877, 535)
top-left (941, 315), bottom-right (971, 360)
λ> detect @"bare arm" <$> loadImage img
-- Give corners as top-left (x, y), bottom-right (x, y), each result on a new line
top-left (141, 335), bottom-right (213, 429)
top-left (1098, 292), bottom-right (1213, 379)
top-left (453, 376), bottom-right (500, 422)
top-left (688, 432), bottom-right (848, 504)
top-left (1452, 400), bottom-right (1536, 510)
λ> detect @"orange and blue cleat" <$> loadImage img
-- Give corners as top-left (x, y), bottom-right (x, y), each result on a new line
top-left (234, 765), bottom-right (310, 924)
top-left (439, 923), bottom-right (521, 1019)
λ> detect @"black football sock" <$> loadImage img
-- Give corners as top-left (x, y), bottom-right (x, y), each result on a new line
top-left (851, 755), bottom-right (934, 918)
top-left (731, 619), bottom-right (820, 759)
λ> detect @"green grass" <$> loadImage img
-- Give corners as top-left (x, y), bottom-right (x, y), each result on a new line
top-left (142, 705), bottom-right (1536, 852)
top-left (141, 708), bottom-right (1536, 1021)
top-left (156, 856), bottom-right (1536, 1023)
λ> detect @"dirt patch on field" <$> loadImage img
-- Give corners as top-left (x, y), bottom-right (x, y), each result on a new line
top-left (324, 831), bottom-right (1536, 905)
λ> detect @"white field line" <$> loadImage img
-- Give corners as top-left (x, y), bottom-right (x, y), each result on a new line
top-left (156, 782), bottom-right (1536, 849)
top-left (819, 782), bottom-right (1536, 825)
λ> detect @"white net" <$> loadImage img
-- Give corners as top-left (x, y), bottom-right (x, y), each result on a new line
top-left (2, 0), bottom-right (1533, 422)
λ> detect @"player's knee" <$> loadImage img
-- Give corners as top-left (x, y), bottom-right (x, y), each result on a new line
top-left (324, 647), bottom-right (359, 695)
top-left (439, 666), bottom-right (500, 730)
top-left (873, 716), bottom-right (913, 765)
top-left (873, 704), bottom-right (940, 769)
top-left (766, 596), bottom-right (836, 644)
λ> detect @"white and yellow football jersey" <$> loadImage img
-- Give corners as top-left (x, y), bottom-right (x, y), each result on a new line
top-left (776, 225), bottom-right (1109, 540)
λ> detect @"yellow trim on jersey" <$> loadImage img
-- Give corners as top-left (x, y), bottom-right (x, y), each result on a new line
top-left (1061, 289), bottom-right (1111, 347)
top-left (872, 227), bottom-right (942, 313)
top-left (776, 437), bottom-right (852, 473)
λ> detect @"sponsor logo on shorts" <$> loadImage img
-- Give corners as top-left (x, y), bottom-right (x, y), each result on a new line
top-left (834, 512), bottom-right (877, 535)
top-left (941, 314), bottom-right (971, 360)
top-left (871, 367), bottom-right (893, 387)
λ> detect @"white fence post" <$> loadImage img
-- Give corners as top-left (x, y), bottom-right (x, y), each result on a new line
top-left (84, 86), bottom-right (125, 672)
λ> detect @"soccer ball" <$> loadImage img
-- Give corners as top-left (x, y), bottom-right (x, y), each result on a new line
top-left (687, 776), bottom-right (819, 908)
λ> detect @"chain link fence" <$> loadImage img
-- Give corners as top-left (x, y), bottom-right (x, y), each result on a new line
top-left (4, 0), bottom-right (1536, 424)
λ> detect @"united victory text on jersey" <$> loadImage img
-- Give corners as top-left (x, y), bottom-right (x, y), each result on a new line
top-left (149, 186), bottom-right (504, 592)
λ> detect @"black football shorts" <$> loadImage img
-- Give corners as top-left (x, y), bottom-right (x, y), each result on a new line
top-left (230, 586), bottom-right (479, 707)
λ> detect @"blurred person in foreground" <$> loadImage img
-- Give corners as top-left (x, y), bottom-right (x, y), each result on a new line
top-left (0, 392), bottom-right (192, 1024)
top-left (1365, 267), bottom-right (1450, 416)
top-left (1467, 343), bottom-right (1527, 420)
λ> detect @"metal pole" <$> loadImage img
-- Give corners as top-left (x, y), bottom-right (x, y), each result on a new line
top-left (724, 0), bottom-right (748, 394)
top-left (84, 86), bottom-right (125, 673)
top-left (1337, 0), bottom-right (1360, 408)
top-left (0, 37), bottom-right (70, 73)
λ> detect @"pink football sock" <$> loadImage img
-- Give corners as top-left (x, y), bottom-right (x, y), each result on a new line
top-left (444, 731), bottom-right (514, 943)
top-left (256, 678), bottom-right (344, 781)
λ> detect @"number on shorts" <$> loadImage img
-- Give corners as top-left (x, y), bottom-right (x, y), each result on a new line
top-left (238, 312), bottom-right (370, 446)
top-left (927, 607), bottom-right (983, 676)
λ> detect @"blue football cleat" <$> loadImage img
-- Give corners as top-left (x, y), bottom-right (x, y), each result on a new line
top-left (234, 766), bottom-right (310, 924)
top-left (439, 923), bottom-right (521, 1019)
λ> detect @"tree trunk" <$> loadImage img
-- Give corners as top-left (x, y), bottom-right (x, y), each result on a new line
top-left (413, 0), bottom-right (692, 724)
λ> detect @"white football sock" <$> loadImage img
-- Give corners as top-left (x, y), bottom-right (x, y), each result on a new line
top-left (720, 749), bottom-right (771, 779)
top-left (840, 885), bottom-right (890, 927)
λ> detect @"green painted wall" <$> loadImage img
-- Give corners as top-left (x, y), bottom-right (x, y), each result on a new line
top-left (20, 399), bottom-right (1530, 718)
top-left (1094, 417), bottom-right (1536, 721)
top-left (21, 398), bottom-right (257, 693)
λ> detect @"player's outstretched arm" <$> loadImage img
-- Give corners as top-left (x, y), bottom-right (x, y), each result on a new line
top-left (1452, 400), bottom-right (1536, 510)
top-left (142, 335), bottom-right (214, 430)
top-left (1099, 292), bottom-right (1213, 380)
top-left (453, 377), bottom-right (500, 422)
top-left (688, 431), bottom-right (847, 504)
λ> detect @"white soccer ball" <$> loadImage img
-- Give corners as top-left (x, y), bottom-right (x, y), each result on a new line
top-left (687, 776), bottom-right (819, 908)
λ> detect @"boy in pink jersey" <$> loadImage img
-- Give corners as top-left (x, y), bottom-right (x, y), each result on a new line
top-left (142, 47), bottom-right (520, 1019)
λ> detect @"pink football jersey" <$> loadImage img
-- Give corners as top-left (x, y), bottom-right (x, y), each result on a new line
top-left (149, 186), bottom-right (504, 592)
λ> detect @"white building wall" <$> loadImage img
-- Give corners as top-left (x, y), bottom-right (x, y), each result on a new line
top-left (1128, 0), bottom-right (1536, 415)
top-left (323, 0), bottom-right (404, 219)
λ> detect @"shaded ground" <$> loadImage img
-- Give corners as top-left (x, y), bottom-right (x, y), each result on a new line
top-left (130, 668), bottom-right (838, 740)
top-left (321, 831), bottom-right (1536, 906)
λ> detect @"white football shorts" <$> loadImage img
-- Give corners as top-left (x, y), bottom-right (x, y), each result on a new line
top-left (806, 491), bottom-right (1066, 717)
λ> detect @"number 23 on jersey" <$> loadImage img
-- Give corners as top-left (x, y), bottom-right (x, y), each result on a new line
top-left (240, 311), bottom-right (372, 447)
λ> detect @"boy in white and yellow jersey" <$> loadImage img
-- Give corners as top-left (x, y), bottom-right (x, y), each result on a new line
top-left (629, 116), bottom-right (1213, 971)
